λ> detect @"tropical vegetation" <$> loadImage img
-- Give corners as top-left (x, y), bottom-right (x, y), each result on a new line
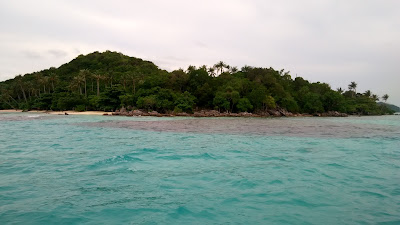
top-left (0, 51), bottom-right (394, 115)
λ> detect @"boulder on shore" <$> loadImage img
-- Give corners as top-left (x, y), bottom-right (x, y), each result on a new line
top-left (322, 111), bottom-right (348, 117)
top-left (238, 112), bottom-right (254, 117)
top-left (148, 111), bottom-right (160, 116)
top-left (109, 108), bottom-right (348, 118)
top-left (278, 108), bottom-right (293, 117)
top-left (175, 112), bottom-right (190, 117)
top-left (267, 109), bottom-right (281, 117)
top-left (132, 110), bottom-right (145, 116)
top-left (203, 110), bottom-right (220, 117)
top-left (193, 112), bottom-right (206, 117)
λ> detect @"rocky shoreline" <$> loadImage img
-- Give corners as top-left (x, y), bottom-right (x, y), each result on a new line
top-left (108, 108), bottom-right (348, 118)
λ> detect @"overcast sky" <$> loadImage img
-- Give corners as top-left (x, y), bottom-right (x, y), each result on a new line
top-left (1, 0), bottom-right (399, 106)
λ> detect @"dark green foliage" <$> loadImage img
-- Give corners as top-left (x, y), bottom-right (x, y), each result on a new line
top-left (322, 91), bottom-right (346, 112)
top-left (237, 98), bottom-right (253, 112)
top-left (264, 95), bottom-right (276, 110)
top-left (0, 50), bottom-right (391, 115)
top-left (280, 95), bottom-right (300, 113)
top-left (32, 94), bottom-right (53, 110)
top-left (51, 92), bottom-right (86, 111)
top-left (174, 91), bottom-right (196, 113)
top-left (213, 92), bottom-right (230, 112)
top-left (137, 95), bottom-right (157, 111)
top-left (302, 93), bottom-right (323, 114)
top-left (98, 85), bottom-right (124, 111)
top-left (247, 85), bottom-right (269, 110)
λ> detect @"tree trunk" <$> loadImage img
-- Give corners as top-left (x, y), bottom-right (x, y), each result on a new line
top-left (8, 94), bottom-right (19, 105)
top-left (4, 100), bottom-right (16, 109)
top-left (84, 79), bottom-right (87, 97)
top-left (96, 79), bottom-right (100, 96)
top-left (20, 84), bottom-right (27, 103)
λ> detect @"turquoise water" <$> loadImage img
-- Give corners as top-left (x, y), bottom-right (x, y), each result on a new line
top-left (1, 113), bottom-right (399, 224)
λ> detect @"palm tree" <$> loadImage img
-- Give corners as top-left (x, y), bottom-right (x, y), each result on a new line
top-left (199, 65), bottom-right (208, 71)
top-left (0, 88), bottom-right (19, 108)
top-left (382, 94), bottom-right (389, 102)
top-left (337, 87), bottom-right (344, 94)
top-left (25, 81), bottom-right (33, 100)
top-left (241, 65), bottom-right (252, 73)
top-left (79, 69), bottom-right (90, 97)
top-left (129, 70), bottom-right (144, 95)
top-left (71, 76), bottom-right (84, 95)
top-left (41, 76), bottom-right (49, 94)
top-left (92, 73), bottom-right (104, 96)
top-left (230, 66), bottom-right (238, 73)
top-left (49, 73), bottom-right (58, 92)
top-left (15, 75), bottom-right (27, 103)
top-left (372, 94), bottom-right (379, 102)
top-left (103, 72), bottom-right (115, 87)
top-left (348, 81), bottom-right (357, 97)
top-left (120, 73), bottom-right (130, 90)
top-left (187, 65), bottom-right (196, 73)
top-left (364, 90), bottom-right (371, 98)
top-left (35, 73), bottom-right (42, 96)
top-left (224, 64), bottom-right (230, 72)
top-left (207, 67), bottom-right (216, 77)
top-left (214, 61), bottom-right (227, 75)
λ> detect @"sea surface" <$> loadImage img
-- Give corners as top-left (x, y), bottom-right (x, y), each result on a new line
top-left (0, 113), bottom-right (399, 224)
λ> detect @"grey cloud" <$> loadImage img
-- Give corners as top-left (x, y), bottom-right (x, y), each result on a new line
top-left (21, 50), bottom-right (43, 59)
top-left (48, 49), bottom-right (68, 58)
top-left (0, 0), bottom-right (399, 106)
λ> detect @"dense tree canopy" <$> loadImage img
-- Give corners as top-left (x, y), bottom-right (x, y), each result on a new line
top-left (0, 51), bottom-right (394, 115)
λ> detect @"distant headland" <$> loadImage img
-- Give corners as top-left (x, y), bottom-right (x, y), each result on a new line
top-left (0, 50), bottom-right (396, 116)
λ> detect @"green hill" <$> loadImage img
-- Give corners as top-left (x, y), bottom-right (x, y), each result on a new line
top-left (0, 50), bottom-right (394, 115)
top-left (378, 102), bottom-right (400, 112)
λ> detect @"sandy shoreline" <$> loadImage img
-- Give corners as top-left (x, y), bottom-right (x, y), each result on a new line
top-left (0, 110), bottom-right (106, 115)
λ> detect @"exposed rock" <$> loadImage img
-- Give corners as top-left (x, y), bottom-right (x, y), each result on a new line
top-left (278, 108), bottom-right (293, 117)
top-left (120, 107), bottom-right (127, 113)
top-left (132, 110), bottom-right (145, 116)
top-left (193, 112), bottom-right (206, 117)
top-left (228, 113), bottom-right (239, 117)
top-left (175, 112), bottom-right (190, 117)
top-left (148, 111), bottom-right (160, 116)
top-left (267, 109), bottom-right (281, 117)
top-left (203, 110), bottom-right (220, 117)
top-left (109, 108), bottom-right (347, 118)
top-left (321, 111), bottom-right (348, 117)
top-left (255, 111), bottom-right (270, 117)
top-left (238, 112), bottom-right (253, 117)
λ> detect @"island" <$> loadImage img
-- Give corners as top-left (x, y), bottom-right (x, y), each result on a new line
top-left (0, 51), bottom-right (395, 116)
